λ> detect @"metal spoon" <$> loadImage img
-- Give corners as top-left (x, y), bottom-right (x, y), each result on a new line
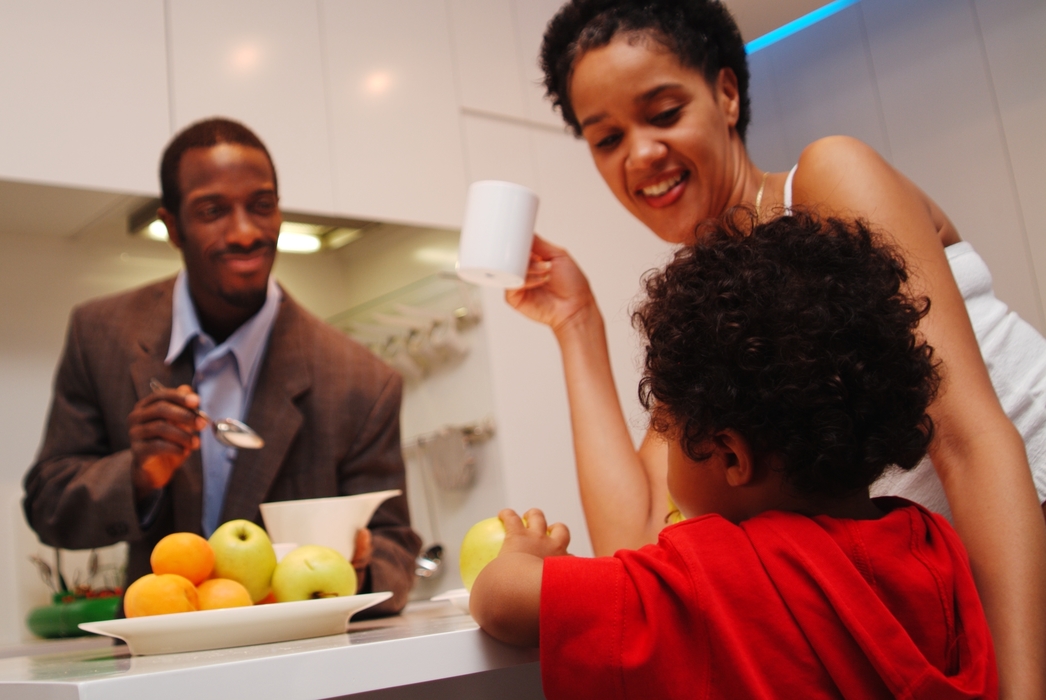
top-left (149, 379), bottom-right (264, 450)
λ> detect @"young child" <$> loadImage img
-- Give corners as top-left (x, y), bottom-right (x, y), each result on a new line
top-left (470, 212), bottom-right (997, 699)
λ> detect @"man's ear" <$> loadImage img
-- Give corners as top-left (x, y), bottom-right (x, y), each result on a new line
top-left (156, 208), bottom-right (183, 251)
top-left (715, 68), bottom-right (740, 129)
top-left (712, 429), bottom-right (754, 487)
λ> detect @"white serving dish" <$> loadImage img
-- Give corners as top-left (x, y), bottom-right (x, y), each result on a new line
top-left (430, 588), bottom-right (470, 615)
top-left (79, 591), bottom-right (391, 656)
top-left (259, 489), bottom-right (401, 561)
top-left (272, 542), bottom-right (299, 562)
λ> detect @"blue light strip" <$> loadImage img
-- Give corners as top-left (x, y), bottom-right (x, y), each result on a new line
top-left (745, 0), bottom-right (861, 54)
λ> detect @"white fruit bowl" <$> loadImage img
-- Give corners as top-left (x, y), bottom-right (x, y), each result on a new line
top-left (80, 591), bottom-right (392, 655)
top-left (259, 489), bottom-right (401, 562)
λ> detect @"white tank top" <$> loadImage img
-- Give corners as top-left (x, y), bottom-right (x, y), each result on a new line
top-left (783, 164), bottom-right (799, 214)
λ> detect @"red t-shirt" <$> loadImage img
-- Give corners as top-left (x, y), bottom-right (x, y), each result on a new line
top-left (540, 499), bottom-right (996, 699)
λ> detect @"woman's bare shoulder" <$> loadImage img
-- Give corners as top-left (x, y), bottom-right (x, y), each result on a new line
top-left (791, 136), bottom-right (958, 247)
top-left (793, 136), bottom-right (895, 194)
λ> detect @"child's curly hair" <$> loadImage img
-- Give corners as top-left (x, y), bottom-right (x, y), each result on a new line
top-left (540, 0), bottom-right (751, 140)
top-left (633, 211), bottom-right (940, 498)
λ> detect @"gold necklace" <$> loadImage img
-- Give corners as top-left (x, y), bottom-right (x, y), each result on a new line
top-left (754, 171), bottom-right (769, 224)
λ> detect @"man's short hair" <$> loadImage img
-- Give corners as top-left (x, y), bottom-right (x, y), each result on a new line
top-left (633, 211), bottom-right (940, 498)
top-left (160, 117), bottom-right (278, 216)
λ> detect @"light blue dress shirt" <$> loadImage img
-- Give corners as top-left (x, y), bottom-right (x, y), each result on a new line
top-left (165, 271), bottom-right (282, 536)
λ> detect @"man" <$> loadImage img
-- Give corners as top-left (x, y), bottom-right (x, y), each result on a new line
top-left (23, 118), bottom-right (420, 614)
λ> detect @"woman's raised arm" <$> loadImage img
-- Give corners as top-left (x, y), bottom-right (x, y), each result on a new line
top-left (506, 235), bottom-right (669, 555)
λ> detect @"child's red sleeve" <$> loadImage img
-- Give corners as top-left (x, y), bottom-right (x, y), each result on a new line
top-left (540, 554), bottom-right (627, 700)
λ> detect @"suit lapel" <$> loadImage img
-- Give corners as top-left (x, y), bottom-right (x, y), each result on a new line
top-left (127, 281), bottom-right (184, 401)
top-left (126, 279), bottom-right (205, 534)
top-left (221, 295), bottom-right (311, 523)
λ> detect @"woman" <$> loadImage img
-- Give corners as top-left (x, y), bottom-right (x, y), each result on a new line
top-left (507, 0), bottom-right (1046, 695)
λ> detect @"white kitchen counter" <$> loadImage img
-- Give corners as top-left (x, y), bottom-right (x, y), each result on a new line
top-left (0, 601), bottom-right (543, 699)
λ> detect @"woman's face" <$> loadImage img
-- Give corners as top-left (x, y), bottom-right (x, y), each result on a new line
top-left (569, 35), bottom-right (743, 244)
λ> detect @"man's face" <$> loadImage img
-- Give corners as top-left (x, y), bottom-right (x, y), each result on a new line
top-left (161, 143), bottom-right (281, 317)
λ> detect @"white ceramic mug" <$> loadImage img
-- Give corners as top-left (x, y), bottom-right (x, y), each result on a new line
top-left (456, 180), bottom-right (539, 288)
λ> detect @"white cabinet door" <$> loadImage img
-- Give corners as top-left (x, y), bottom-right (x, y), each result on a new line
top-left (973, 0), bottom-right (1046, 327)
top-left (321, 0), bottom-right (467, 228)
top-left (862, 0), bottom-right (1043, 330)
top-left (510, 0), bottom-right (566, 128)
top-left (166, 0), bottom-right (336, 214)
top-left (0, 1), bottom-right (169, 195)
top-left (446, 0), bottom-right (528, 120)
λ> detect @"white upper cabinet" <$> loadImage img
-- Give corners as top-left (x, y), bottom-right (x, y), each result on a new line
top-left (445, 0), bottom-right (565, 128)
top-left (0, 1), bottom-right (169, 195)
top-left (320, 0), bottom-right (467, 229)
top-left (166, 0), bottom-right (336, 214)
top-left (510, 0), bottom-right (566, 128)
top-left (446, 0), bottom-right (528, 120)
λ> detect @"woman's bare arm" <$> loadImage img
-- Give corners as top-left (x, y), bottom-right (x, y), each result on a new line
top-left (794, 135), bottom-right (1046, 699)
top-left (507, 237), bottom-right (669, 555)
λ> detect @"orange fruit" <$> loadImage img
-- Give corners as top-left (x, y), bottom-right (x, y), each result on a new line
top-left (151, 532), bottom-right (215, 585)
top-left (197, 578), bottom-right (253, 610)
top-left (256, 591), bottom-right (278, 605)
top-left (124, 574), bottom-right (199, 617)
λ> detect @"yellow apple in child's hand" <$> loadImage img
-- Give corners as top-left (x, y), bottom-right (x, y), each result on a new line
top-left (208, 519), bottom-right (278, 603)
top-left (459, 516), bottom-right (509, 592)
top-left (271, 545), bottom-right (357, 602)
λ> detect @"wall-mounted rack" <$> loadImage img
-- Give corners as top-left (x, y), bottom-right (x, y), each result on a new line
top-left (327, 273), bottom-right (482, 382)
top-left (402, 418), bottom-right (495, 491)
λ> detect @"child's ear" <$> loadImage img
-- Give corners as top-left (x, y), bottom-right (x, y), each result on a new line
top-left (712, 429), bottom-right (755, 487)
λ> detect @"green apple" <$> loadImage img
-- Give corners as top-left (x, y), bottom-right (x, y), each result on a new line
top-left (208, 519), bottom-right (278, 603)
top-left (271, 545), bottom-right (357, 602)
top-left (459, 516), bottom-right (508, 592)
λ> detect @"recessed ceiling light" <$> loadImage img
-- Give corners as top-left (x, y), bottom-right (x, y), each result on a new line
top-left (146, 219), bottom-right (169, 241)
top-left (277, 230), bottom-right (322, 254)
top-left (326, 227), bottom-right (362, 250)
top-left (413, 246), bottom-right (459, 267)
top-left (279, 221), bottom-right (326, 238)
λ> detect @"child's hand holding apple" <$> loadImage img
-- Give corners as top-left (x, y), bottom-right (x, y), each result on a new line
top-left (467, 508), bottom-right (570, 648)
top-left (499, 508), bottom-right (570, 560)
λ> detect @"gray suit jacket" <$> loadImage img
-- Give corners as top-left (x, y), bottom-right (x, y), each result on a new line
top-left (24, 278), bottom-right (421, 615)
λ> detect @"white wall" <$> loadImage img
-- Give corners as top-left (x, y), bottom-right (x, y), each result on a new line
top-left (745, 0), bottom-right (1046, 332)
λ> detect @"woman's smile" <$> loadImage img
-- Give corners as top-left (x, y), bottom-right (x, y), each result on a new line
top-left (635, 169), bottom-right (689, 207)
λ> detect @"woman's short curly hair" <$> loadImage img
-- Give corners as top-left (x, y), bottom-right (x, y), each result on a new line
top-left (633, 211), bottom-right (940, 498)
top-left (540, 0), bottom-right (751, 140)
